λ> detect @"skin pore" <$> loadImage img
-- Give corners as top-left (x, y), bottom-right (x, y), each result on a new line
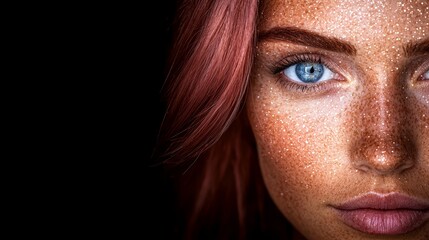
top-left (246, 0), bottom-right (429, 239)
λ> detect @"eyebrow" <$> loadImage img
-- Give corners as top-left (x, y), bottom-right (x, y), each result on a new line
top-left (259, 27), bottom-right (429, 58)
top-left (403, 38), bottom-right (429, 57)
top-left (258, 26), bottom-right (357, 56)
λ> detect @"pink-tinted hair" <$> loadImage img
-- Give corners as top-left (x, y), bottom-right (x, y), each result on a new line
top-left (161, 0), bottom-right (258, 164)
top-left (157, 0), bottom-right (292, 239)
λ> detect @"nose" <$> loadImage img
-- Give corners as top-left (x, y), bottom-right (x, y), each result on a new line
top-left (348, 78), bottom-right (417, 175)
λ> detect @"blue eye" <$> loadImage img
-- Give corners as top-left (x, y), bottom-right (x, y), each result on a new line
top-left (283, 62), bottom-right (335, 84)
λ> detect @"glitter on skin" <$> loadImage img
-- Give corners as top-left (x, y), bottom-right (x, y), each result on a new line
top-left (247, 0), bottom-right (428, 239)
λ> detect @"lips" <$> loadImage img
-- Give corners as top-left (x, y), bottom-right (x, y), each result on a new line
top-left (332, 192), bottom-right (429, 235)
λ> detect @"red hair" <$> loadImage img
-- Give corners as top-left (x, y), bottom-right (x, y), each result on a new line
top-left (161, 0), bottom-right (257, 164)
top-left (156, 0), bottom-right (293, 239)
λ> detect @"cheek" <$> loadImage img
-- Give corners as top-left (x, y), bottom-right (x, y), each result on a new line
top-left (246, 81), bottom-right (353, 219)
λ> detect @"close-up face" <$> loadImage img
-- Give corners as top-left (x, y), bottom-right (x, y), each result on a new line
top-left (246, 0), bottom-right (429, 239)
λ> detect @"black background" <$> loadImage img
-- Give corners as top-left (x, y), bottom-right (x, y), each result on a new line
top-left (91, 0), bottom-right (180, 238)
top-left (143, 0), bottom-right (178, 238)
top-left (81, 1), bottom-right (179, 237)
top-left (19, 1), bottom-right (179, 238)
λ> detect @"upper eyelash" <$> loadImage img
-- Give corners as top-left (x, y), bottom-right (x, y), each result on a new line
top-left (271, 54), bottom-right (326, 74)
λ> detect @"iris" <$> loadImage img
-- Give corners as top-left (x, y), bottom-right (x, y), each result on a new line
top-left (281, 59), bottom-right (336, 85)
top-left (295, 63), bottom-right (324, 83)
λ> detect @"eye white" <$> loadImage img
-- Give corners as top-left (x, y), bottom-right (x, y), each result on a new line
top-left (283, 64), bottom-right (336, 84)
top-left (423, 70), bottom-right (429, 80)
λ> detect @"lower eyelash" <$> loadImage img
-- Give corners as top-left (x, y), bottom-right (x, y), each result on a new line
top-left (275, 76), bottom-right (329, 93)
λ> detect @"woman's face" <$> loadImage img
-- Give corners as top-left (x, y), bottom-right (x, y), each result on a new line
top-left (247, 0), bottom-right (429, 239)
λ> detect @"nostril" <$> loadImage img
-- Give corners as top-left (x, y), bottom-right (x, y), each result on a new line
top-left (353, 162), bottom-right (370, 173)
top-left (352, 153), bottom-right (415, 175)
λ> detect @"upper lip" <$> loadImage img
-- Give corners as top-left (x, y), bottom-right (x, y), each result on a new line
top-left (333, 192), bottom-right (429, 210)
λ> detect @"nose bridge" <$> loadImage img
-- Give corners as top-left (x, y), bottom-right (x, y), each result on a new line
top-left (349, 72), bottom-right (416, 175)
top-left (370, 82), bottom-right (401, 137)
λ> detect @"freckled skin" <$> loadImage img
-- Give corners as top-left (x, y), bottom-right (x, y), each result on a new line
top-left (247, 0), bottom-right (429, 239)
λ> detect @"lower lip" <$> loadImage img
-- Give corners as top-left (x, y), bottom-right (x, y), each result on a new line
top-left (336, 209), bottom-right (429, 235)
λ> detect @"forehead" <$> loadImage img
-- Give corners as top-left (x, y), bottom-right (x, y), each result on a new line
top-left (259, 0), bottom-right (429, 42)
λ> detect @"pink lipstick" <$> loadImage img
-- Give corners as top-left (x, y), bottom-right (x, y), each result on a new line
top-left (332, 192), bottom-right (429, 235)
